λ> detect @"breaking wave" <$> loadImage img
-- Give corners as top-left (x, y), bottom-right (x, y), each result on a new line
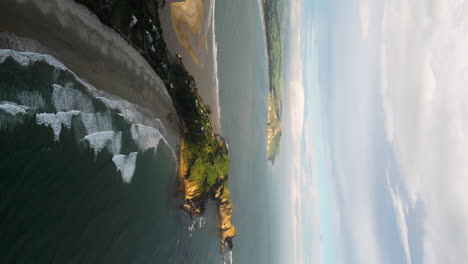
top-left (112, 152), bottom-right (138, 183)
top-left (83, 131), bottom-right (122, 157)
top-left (0, 49), bottom-right (176, 183)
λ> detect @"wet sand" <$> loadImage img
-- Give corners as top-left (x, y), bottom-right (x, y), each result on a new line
top-left (160, 0), bottom-right (221, 133)
top-left (170, 0), bottom-right (204, 64)
top-left (0, 0), bottom-right (180, 149)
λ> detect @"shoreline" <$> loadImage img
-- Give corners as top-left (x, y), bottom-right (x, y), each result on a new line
top-left (0, 0), bottom-right (180, 150)
top-left (159, 0), bottom-right (221, 133)
top-left (258, 0), bottom-right (269, 66)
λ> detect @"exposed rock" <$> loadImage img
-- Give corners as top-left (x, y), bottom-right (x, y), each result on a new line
top-left (214, 184), bottom-right (223, 199)
top-left (219, 199), bottom-right (235, 251)
top-left (177, 138), bottom-right (235, 251)
top-left (184, 179), bottom-right (201, 200)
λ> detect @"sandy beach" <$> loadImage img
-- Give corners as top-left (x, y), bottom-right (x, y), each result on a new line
top-left (159, 0), bottom-right (221, 133)
top-left (0, 0), bottom-right (180, 149)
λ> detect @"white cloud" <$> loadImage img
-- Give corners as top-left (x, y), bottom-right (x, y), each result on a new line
top-left (287, 0), bottom-right (304, 146)
top-left (282, 0), bottom-right (305, 263)
top-left (359, 0), bottom-right (371, 39)
top-left (380, 0), bottom-right (468, 263)
top-left (387, 170), bottom-right (412, 264)
top-left (328, 60), bottom-right (383, 264)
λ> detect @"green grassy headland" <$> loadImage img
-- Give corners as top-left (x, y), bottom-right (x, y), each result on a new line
top-left (263, 0), bottom-right (283, 162)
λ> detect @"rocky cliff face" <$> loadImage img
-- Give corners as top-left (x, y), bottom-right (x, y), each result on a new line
top-left (178, 138), bottom-right (236, 251)
top-left (219, 197), bottom-right (235, 251)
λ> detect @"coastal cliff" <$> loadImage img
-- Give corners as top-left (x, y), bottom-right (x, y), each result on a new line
top-left (178, 134), bottom-right (236, 250)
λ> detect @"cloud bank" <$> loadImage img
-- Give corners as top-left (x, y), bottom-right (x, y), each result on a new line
top-left (359, 0), bottom-right (371, 39)
top-left (380, 0), bottom-right (468, 263)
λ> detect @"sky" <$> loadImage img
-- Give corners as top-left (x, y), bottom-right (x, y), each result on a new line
top-left (286, 0), bottom-right (468, 263)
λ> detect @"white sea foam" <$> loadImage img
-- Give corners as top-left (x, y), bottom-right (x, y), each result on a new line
top-left (212, 0), bottom-right (221, 129)
top-left (79, 112), bottom-right (113, 134)
top-left (83, 131), bottom-right (122, 157)
top-left (0, 49), bottom-right (67, 71)
top-left (36, 110), bottom-right (113, 141)
top-left (1, 49), bottom-right (176, 156)
top-left (187, 215), bottom-right (207, 237)
top-left (52, 84), bottom-right (95, 113)
top-left (130, 124), bottom-right (163, 151)
top-left (112, 152), bottom-right (138, 183)
top-left (130, 123), bottom-right (177, 160)
top-left (36, 110), bottom-right (80, 141)
top-left (222, 246), bottom-right (233, 264)
top-left (95, 95), bottom-right (167, 136)
top-left (16, 90), bottom-right (46, 109)
top-left (0, 101), bottom-right (29, 115)
top-left (0, 102), bottom-right (30, 130)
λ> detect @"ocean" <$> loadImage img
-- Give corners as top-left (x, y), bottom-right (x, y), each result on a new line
top-left (216, 0), bottom-right (282, 262)
top-left (0, 0), bottom-right (281, 263)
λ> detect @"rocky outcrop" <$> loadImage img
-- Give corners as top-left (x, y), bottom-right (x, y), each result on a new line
top-left (219, 197), bottom-right (235, 251)
top-left (178, 138), bottom-right (235, 251)
top-left (182, 179), bottom-right (202, 215)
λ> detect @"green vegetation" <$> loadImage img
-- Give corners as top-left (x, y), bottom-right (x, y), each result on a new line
top-left (74, 0), bottom-right (232, 206)
top-left (183, 138), bottom-right (229, 194)
top-left (264, 0), bottom-right (283, 113)
top-left (167, 62), bottom-right (230, 202)
top-left (263, 0), bottom-right (284, 161)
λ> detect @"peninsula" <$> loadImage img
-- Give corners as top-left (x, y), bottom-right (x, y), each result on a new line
top-left (262, 0), bottom-right (283, 162)
top-left (74, 0), bottom-right (235, 250)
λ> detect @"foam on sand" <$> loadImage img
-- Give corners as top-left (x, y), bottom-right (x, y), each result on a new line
top-left (130, 124), bottom-right (164, 151)
top-left (112, 152), bottom-right (138, 183)
top-left (211, 0), bottom-right (221, 129)
top-left (95, 95), bottom-right (167, 137)
top-left (131, 124), bottom-right (176, 159)
top-left (0, 49), bottom-right (67, 71)
top-left (83, 131), bottom-right (122, 157)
